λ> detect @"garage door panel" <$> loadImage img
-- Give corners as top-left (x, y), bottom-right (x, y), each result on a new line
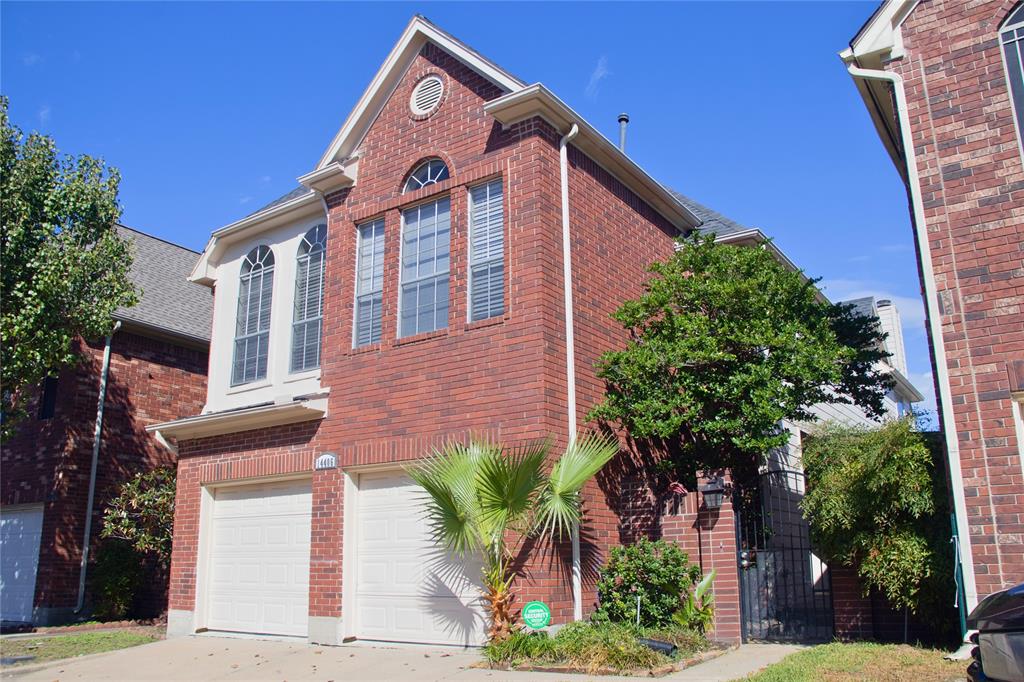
top-left (0, 506), bottom-right (43, 623)
top-left (355, 472), bottom-right (487, 645)
top-left (205, 480), bottom-right (310, 637)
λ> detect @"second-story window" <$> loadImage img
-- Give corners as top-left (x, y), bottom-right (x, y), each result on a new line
top-left (354, 218), bottom-right (385, 347)
top-left (1001, 3), bottom-right (1024, 150)
top-left (400, 197), bottom-right (450, 337)
top-left (232, 245), bottom-right (274, 385)
top-left (468, 179), bottom-right (505, 321)
top-left (291, 224), bottom-right (327, 373)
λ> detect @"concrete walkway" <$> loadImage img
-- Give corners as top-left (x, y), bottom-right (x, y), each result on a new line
top-left (1, 635), bottom-right (802, 681)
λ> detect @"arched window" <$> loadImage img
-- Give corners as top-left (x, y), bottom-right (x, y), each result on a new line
top-left (232, 245), bottom-right (275, 385)
top-left (1002, 3), bottom-right (1024, 151)
top-left (291, 224), bottom-right (327, 372)
top-left (403, 158), bottom-right (449, 193)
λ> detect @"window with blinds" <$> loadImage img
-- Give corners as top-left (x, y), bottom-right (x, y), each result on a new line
top-left (468, 180), bottom-right (504, 321)
top-left (232, 245), bottom-right (275, 385)
top-left (1001, 3), bottom-right (1024, 150)
top-left (355, 219), bottom-right (385, 347)
top-left (291, 224), bottom-right (327, 372)
top-left (400, 197), bottom-right (450, 337)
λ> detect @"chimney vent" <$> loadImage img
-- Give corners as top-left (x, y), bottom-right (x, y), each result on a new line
top-left (618, 113), bottom-right (629, 152)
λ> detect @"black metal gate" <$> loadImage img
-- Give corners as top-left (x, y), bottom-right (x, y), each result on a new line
top-left (735, 469), bottom-right (834, 642)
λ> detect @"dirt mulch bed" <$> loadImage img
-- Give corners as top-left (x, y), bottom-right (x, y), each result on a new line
top-left (475, 644), bottom-right (732, 677)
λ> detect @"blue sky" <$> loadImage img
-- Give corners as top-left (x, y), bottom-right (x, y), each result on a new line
top-left (1, 1), bottom-right (938, 417)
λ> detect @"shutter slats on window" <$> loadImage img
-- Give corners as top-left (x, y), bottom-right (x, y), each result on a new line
top-left (232, 246), bottom-right (275, 385)
top-left (355, 219), bottom-right (385, 346)
top-left (469, 180), bottom-right (504, 322)
top-left (291, 225), bottom-right (327, 373)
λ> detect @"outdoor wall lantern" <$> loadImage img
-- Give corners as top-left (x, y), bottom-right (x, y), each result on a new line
top-left (699, 476), bottom-right (726, 510)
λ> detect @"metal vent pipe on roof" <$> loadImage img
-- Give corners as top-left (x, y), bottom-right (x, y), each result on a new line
top-left (618, 113), bottom-right (629, 152)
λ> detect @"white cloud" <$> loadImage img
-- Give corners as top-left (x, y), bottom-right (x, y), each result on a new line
top-left (239, 196), bottom-right (253, 205)
top-left (585, 56), bottom-right (610, 100)
top-left (847, 255), bottom-right (870, 263)
top-left (879, 243), bottom-right (912, 253)
top-left (259, 175), bottom-right (271, 184)
top-left (22, 53), bottom-right (42, 67)
top-left (37, 105), bottom-right (51, 125)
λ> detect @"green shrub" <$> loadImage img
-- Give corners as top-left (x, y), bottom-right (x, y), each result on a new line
top-left (552, 622), bottom-right (663, 673)
top-left (595, 537), bottom-right (701, 627)
top-left (483, 630), bottom-right (555, 665)
top-left (89, 539), bottom-right (143, 620)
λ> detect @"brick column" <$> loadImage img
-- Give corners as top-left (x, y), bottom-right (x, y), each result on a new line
top-left (831, 564), bottom-right (873, 640)
top-left (308, 465), bottom-right (344, 645)
top-left (660, 476), bottom-right (742, 645)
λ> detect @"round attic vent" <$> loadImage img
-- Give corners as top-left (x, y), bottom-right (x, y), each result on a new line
top-left (410, 75), bottom-right (444, 117)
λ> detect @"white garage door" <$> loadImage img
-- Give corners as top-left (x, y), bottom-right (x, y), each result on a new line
top-left (0, 505), bottom-right (43, 623)
top-left (205, 480), bottom-right (311, 637)
top-left (355, 471), bottom-right (487, 646)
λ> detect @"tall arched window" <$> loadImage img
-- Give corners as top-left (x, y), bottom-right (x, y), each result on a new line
top-left (403, 158), bottom-right (449, 193)
top-left (232, 245), bottom-right (275, 385)
top-left (1002, 3), bottom-right (1024, 151)
top-left (291, 224), bottom-right (327, 372)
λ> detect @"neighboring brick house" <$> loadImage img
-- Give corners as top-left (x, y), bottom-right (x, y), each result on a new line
top-left (842, 0), bottom-right (1024, 616)
top-left (150, 16), bottom-right (919, 647)
top-left (0, 226), bottom-right (211, 625)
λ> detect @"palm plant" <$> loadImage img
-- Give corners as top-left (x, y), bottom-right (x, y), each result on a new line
top-left (406, 433), bottom-right (619, 642)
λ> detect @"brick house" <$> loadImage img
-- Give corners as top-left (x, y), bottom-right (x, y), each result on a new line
top-left (150, 16), bottom-right (921, 647)
top-left (0, 226), bottom-right (211, 625)
top-left (842, 0), bottom-right (1024, 616)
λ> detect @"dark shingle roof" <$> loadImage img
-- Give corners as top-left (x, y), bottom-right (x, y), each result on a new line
top-left (841, 296), bottom-right (877, 320)
top-left (254, 186), bottom-right (313, 214)
top-left (669, 190), bottom-right (749, 237)
top-left (114, 226), bottom-right (212, 343)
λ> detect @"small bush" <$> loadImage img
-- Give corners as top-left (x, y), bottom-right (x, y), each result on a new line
top-left (552, 622), bottom-right (663, 673)
top-left (483, 629), bottom-right (555, 665)
top-left (89, 539), bottom-right (143, 620)
top-left (595, 537), bottom-right (701, 628)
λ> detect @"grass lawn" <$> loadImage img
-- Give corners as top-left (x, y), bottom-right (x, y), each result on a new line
top-left (745, 642), bottom-right (968, 682)
top-left (0, 630), bottom-right (160, 666)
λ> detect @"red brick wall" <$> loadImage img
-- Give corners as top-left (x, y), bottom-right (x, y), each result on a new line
top-left (884, 0), bottom-right (1024, 600)
top-left (1, 330), bottom-right (208, 617)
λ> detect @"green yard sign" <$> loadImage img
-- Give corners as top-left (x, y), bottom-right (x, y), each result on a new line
top-left (521, 600), bottom-right (551, 629)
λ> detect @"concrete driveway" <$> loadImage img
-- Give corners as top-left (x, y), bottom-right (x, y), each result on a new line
top-left (1, 634), bottom-right (800, 681)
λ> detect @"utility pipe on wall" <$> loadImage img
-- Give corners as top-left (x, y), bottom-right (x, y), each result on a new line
top-left (75, 320), bottom-right (121, 614)
top-left (846, 63), bottom-right (978, 611)
top-left (559, 122), bottom-right (583, 622)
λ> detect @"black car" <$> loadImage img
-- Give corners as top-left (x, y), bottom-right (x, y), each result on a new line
top-left (967, 582), bottom-right (1024, 682)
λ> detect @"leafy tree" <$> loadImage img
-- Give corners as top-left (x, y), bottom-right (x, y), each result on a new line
top-left (101, 467), bottom-right (176, 568)
top-left (801, 418), bottom-right (952, 618)
top-left (588, 233), bottom-right (891, 483)
top-left (1, 96), bottom-right (136, 440)
top-left (407, 434), bottom-right (619, 642)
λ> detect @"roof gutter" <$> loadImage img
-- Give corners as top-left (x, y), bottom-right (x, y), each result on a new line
top-left (846, 63), bottom-right (977, 611)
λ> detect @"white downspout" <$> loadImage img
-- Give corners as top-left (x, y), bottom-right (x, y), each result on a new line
top-left (560, 122), bottom-right (583, 621)
top-left (846, 64), bottom-right (978, 611)
top-left (75, 319), bottom-right (122, 614)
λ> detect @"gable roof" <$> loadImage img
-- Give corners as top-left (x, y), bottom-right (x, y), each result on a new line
top-left (114, 226), bottom-right (212, 344)
top-left (670, 191), bottom-right (748, 238)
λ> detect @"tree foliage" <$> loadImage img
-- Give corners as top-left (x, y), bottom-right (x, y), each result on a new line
top-left (407, 434), bottom-right (619, 642)
top-left (588, 233), bottom-right (891, 481)
top-left (801, 418), bottom-right (951, 612)
top-left (1, 96), bottom-right (136, 440)
top-left (101, 467), bottom-right (177, 568)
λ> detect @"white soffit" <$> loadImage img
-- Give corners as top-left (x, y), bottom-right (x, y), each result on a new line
top-left (146, 398), bottom-right (327, 441)
top-left (315, 15), bottom-right (526, 170)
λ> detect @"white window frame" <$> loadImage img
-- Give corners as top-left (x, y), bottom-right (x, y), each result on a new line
top-left (397, 196), bottom-right (451, 338)
top-left (290, 224), bottom-right (327, 374)
top-left (467, 179), bottom-right (505, 322)
top-left (1000, 4), bottom-right (1024, 162)
top-left (403, 159), bottom-right (449, 194)
top-left (353, 218), bottom-right (385, 347)
top-left (231, 245), bottom-right (275, 386)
